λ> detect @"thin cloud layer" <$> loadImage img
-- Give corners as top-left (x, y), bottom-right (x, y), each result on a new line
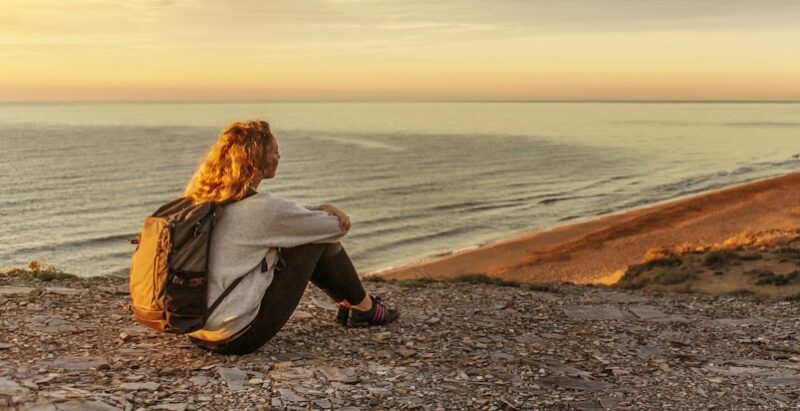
top-left (1, 0), bottom-right (799, 100)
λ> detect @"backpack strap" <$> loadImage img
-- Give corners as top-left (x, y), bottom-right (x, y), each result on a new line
top-left (206, 275), bottom-right (245, 319)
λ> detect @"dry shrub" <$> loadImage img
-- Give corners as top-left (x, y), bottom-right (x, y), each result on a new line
top-left (0, 259), bottom-right (76, 281)
top-left (703, 250), bottom-right (739, 269)
top-left (722, 229), bottom-right (800, 249)
top-left (641, 247), bottom-right (676, 263)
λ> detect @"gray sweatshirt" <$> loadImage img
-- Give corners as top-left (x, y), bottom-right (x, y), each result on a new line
top-left (188, 193), bottom-right (347, 342)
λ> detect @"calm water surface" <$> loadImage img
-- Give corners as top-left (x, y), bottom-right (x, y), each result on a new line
top-left (1, 102), bottom-right (798, 277)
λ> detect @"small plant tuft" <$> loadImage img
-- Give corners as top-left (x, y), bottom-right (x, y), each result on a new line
top-left (0, 260), bottom-right (77, 281)
top-left (752, 270), bottom-right (799, 286)
top-left (739, 252), bottom-right (763, 261)
top-left (451, 273), bottom-right (520, 288)
top-left (363, 275), bottom-right (387, 283)
top-left (777, 247), bottom-right (800, 261)
top-left (652, 268), bottom-right (696, 286)
top-left (527, 283), bottom-right (563, 294)
top-left (703, 250), bottom-right (739, 269)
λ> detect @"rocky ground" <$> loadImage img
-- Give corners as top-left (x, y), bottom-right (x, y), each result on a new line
top-left (3, 266), bottom-right (800, 410)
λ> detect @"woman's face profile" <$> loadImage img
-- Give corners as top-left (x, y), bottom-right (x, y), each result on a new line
top-left (262, 137), bottom-right (280, 179)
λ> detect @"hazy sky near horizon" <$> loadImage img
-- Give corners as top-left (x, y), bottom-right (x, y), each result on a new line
top-left (2, 0), bottom-right (800, 101)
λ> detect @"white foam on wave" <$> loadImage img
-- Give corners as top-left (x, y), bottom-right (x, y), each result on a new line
top-left (311, 135), bottom-right (406, 152)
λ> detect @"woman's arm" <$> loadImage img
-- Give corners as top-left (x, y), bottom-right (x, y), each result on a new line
top-left (318, 204), bottom-right (351, 231)
top-left (262, 197), bottom-right (349, 248)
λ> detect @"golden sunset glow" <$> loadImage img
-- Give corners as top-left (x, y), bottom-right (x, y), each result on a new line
top-left (2, 0), bottom-right (799, 101)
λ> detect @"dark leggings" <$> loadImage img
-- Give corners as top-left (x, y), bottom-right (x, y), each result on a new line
top-left (191, 242), bottom-right (366, 355)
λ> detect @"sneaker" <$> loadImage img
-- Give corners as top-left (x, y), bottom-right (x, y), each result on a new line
top-left (347, 296), bottom-right (399, 328)
top-left (335, 305), bottom-right (350, 326)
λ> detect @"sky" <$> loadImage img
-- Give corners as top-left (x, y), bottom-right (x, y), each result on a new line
top-left (1, 0), bottom-right (799, 101)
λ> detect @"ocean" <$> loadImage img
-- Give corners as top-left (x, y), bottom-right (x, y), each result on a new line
top-left (1, 102), bottom-right (798, 277)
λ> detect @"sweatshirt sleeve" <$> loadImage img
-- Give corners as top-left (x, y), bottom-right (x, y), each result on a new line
top-left (265, 197), bottom-right (347, 247)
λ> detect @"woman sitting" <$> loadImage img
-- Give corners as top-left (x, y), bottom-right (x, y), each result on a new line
top-left (186, 120), bottom-right (398, 355)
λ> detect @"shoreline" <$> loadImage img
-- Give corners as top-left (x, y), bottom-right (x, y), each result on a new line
top-left (371, 171), bottom-right (800, 284)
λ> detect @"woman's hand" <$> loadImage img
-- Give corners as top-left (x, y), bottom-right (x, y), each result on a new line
top-left (319, 204), bottom-right (351, 231)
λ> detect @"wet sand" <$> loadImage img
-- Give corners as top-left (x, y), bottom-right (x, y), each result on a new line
top-left (371, 172), bottom-right (800, 285)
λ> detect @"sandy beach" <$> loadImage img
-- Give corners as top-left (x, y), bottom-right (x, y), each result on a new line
top-left (373, 172), bottom-right (800, 285)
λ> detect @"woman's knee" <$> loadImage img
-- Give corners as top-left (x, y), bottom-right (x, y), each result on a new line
top-left (322, 242), bottom-right (343, 257)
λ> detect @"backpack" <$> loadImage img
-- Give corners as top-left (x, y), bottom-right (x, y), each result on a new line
top-left (129, 196), bottom-right (245, 334)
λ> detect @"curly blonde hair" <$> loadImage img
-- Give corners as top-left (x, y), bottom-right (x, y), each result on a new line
top-left (184, 120), bottom-right (274, 204)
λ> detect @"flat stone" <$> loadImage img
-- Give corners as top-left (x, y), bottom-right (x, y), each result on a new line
top-left (538, 376), bottom-right (615, 391)
top-left (629, 305), bottom-right (668, 320)
top-left (563, 305), bottom-right (626, 321)
top-left (0, 377), bottom-right (29, 396)
top-left (290, 309), bottom-right (313, 320)
top-left (571, 400), bottom-right (604, 411)
top-left (763, 375), bottom-right (800, 386)
top-left (636, 345), bottom-right (663, 357)
top-left (118, 324), bottom-right (152, 337)
top-left (0, 286), bottom-right (34, 295)
top-left (273, 361), bottom-right (293, 369)
top-left (397, 396), bottom-right (424, 406)
top-left (270, 367), bottom-right (315, 381)
top-left (367, 386), bottom-right (391, 397)
top-left (99, 284), bottom-right (130, 295)
top-left (702, 365), bottom-right (782, 377)
top-left (712, 318), bottom-right (762, 327)
top-left (0, 342), bottom-right (14, 350)
top-left (273, 352), bottom-right (304, 362)
top-left (311, 297), bottom-right (338, 311)
top-left (218, 367), bottom-right (248, 391)
top-left (602, 293), bottom-right (650, 303)
top-left (539, 332), bottom-right (564, 340)
top-left (120, 381), bottom-right (160, 391)
top-left (629, 305), bottom-right (688, 322)
top-left (319, 367), bottom-right (359, 384)
top-left (528, 291), bottom-right (559, 301)
top-left (724, 359), bottom-right (786, 368)
top-left (535, 359), bottom-right (592, 378)
top-left (190, 375), bottom-right (209, 387)
top-left (50, 356), bottom-right (109, 370)
top-left (490, 351), bottom-right (515, 361)
top-left (44, 287), bottom-right (85, 295)
top-left (152, 403), bottom-right (188, 411)
top-left (32, 399), bottom-right (122, 411)
top-left (598, 398), bottom-right (623, 409)
top-left (313, 399), bottom-right (333, 409)
top-left (278, 388), bottom-right (307, 402)
top-left (34, 373), bottom-right (60, 384)
top-left (30, 315), bottom-right (80, 333)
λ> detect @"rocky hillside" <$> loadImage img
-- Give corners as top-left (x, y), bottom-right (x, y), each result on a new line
top-left (2, 262), bottom-right (800, 410)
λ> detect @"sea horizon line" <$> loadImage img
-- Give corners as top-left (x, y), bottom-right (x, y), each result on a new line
top-left (2, 99), bottom-right (800, 105)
